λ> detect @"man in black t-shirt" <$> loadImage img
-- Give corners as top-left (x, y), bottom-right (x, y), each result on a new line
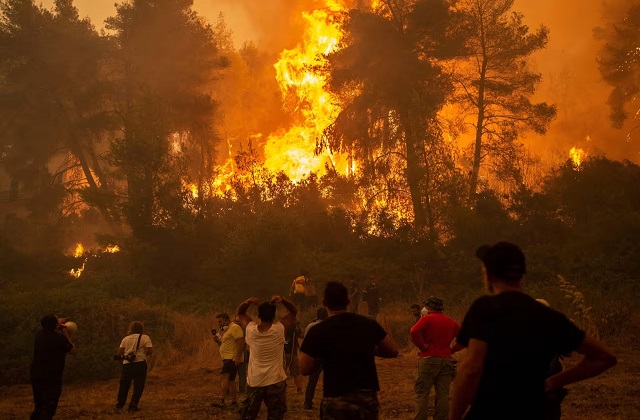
top-left (450, 242), bottom-right (617, 420)
top-left (30, 314), bottom-right (76, 420)
top-left (299, 281), bottom-right (398, 419)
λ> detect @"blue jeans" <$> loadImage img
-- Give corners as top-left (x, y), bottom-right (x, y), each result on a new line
top-left (415, 357), bottom-right (454, 420)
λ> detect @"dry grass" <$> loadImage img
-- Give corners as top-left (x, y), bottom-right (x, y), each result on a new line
top-left (1, 340), bottom-right (638, 419)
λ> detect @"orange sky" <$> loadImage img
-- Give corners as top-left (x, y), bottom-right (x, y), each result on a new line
top-left (38, 0), bottom-right (638, 163)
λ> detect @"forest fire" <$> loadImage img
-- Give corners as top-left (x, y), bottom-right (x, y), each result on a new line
top-left (570, 146), bottom-right (586, 169)
top-left (263, 0), bottom-right (352, 181)
top-left (68, 243), bottom-right (120, 278)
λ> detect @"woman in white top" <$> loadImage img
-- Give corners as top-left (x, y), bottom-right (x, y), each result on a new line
top-left (115, 321), bottom-right (153, 413)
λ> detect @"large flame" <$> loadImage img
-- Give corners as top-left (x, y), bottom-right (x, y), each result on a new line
top-left (73, 243), bottom-right (84, 258)
top-left (264, 0), bottom-right (352, 181)
top-left (569, 146), bottom-right (586, 169)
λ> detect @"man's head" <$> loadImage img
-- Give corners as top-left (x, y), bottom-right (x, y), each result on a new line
top-left (369, 275), bottom-right (377, 285)
top-left (40, 314), bottom-right (59, 332)
top-left (323, 281), bottom-right (350, 311)
top-left (216, 313), bottom-right (231, 328)
top-left (476, 242), bottom-right (526, 290)
top-left (410, 304), bottom-right (421, 317)
top-left (425, 296), bottom-right (444, 313)
top-left (257, 302), bottom-right (277, 323)
top-left (316, 307), bottom-right (329, 321)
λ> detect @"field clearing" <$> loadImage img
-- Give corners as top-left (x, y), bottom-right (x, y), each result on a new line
top-left (1, 342), bottom-right (638, 419)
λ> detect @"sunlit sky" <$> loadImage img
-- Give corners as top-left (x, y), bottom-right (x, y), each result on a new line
top-left (39, 0), bottom-right (258, 46)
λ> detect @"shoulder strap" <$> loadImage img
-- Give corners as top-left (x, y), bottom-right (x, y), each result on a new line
top-left (135, 333), bottom-right (142, 351)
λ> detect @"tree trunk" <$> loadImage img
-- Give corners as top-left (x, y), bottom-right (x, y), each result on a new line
top-left (402, 111), bottom-right (426, 230)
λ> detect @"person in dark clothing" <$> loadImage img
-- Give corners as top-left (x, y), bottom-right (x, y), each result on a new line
top-left (450, 242), bottom-right (618, 420)
top-left (30, 314), bottom-right (76, 420)
top-left (299, 281), bottom-right (398, 419)
top-left (410, 304), bottom-right (422, 324)
top-left (362, 276), bottom-right (380, 319)
top-left (302, 307), bottom-right (328, 410)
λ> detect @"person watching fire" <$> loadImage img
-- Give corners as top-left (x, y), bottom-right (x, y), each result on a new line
top-left (211, 313), bottom-right (245, 409)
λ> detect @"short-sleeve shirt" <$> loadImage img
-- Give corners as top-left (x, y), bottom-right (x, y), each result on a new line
top-left (457, 291), bottom-right (585, 419)
top-left (119, 334), bottom-right (153, 364)
top-left (31, 331), bottom-right (73, 380)
top-left (300, 312), bottom-right (387, 397)
top-left (245, 321), bottom-right (287, 387)
top-left (410, 312), bottom-right (460, 358)
top-left (220, 323), bottom-right (244, 360)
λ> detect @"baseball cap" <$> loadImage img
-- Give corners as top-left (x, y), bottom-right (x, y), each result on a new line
top-left (476, 242), bottom-right (526, 281)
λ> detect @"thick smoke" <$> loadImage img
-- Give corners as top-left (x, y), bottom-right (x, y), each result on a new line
top-left (42, 0), bottom-right (639, 163)
top-left (515, 0), bottom-right (639, 163)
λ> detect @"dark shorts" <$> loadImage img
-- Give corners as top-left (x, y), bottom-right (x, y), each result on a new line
top-left (221, 359), bottom-right (238, 381)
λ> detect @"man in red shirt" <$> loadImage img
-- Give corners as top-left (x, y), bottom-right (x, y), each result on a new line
top-left (410, 296), bottom-right (461, 420)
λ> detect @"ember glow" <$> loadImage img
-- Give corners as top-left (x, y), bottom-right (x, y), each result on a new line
top-left (263, 0), bottom-right (352, 181)
top-left (570, 146), bottom-right (586, 169)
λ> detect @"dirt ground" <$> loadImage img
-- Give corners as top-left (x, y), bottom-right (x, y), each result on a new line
top-left (2, 343), bottom-right (639, 419)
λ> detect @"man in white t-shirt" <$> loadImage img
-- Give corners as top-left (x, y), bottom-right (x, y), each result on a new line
top-left (237, 295), bottom-right (298, 420)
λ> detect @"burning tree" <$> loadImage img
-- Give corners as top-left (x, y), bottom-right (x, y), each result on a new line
top-left (0, 0), bottom-right (118, 230)
top-left (323, 0), bottom-right (465, 239)
top-left (453, 0), bottom-right (556, 199)
top-left (106, 0), bottom-right (226, 237)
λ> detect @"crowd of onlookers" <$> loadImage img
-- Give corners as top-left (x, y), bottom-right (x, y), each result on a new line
top-left (30, 241), bottom-right (617, 420)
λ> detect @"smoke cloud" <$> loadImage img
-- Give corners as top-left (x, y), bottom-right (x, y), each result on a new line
top-left (514, 0), bottom-right (638, 163)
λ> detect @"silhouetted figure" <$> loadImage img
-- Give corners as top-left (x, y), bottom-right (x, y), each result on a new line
top-left (410, 304), bottom-right (422, 324)
top-left (362, 276), bottom-right (380, 319)
top-left (284, 320), bottom-right (304, 392)
top-left (290, 271), bottom-right (308, 311)
top-left (450, 242), bottom-right (617, 420)
top-left (115, 321), bottom-right (153, 413)
top-left (30, 314), bottom-right (76, 420)
top-left (299, 281), bottom-right (398, 419)
top-left (302, 307), bottom-right (328, 410)
top-left (410, 297), bottom-right (462, 420)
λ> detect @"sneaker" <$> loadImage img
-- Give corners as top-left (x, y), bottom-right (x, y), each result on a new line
top-left (127, 406), bottom-right (140, 413)
top-left (211, 400), bottom-right (226, 409)
top-left (114, 405), bottom-right (123, 413)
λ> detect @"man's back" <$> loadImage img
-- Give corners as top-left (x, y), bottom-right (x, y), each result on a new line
top-left (245, 321), bottom-right (287, 387)
top-left (299, 312), bottom-right (386, 397)
top-left (411, 312), bottom-right (459, 358)
top-left (458, 291), bottom-right (585, 419)
top-left (31, 331), bottom-right (72, 379)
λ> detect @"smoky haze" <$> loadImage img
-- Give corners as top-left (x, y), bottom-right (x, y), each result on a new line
top-left (514, 0), bottom-right (637, 163)
top-left (39, 0), bottom-right (639, 164)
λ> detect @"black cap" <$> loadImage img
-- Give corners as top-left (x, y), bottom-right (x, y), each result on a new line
top-left (476, 242), bottom-right (526, 281)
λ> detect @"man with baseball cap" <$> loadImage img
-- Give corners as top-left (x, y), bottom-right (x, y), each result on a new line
top-left (450, 242), bottom-right (617, 420)
top-left (410, 297), bottom-right (461, 420)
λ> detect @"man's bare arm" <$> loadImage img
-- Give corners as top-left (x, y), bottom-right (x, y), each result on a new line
top-left (271, 295), bottom-right (298, 330)
top-left (375, 335), bottom-right (399, 358)
top-left (450, 338), bottom-right (487, 420)
top-left (299, 351), bottom-right (321, 376)
top-left (234, 336), bottom-right (245, 366)
top-left (237, 297), bottom-right (260, 326)
top-left (545, 335), bottom-right (617, 392)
